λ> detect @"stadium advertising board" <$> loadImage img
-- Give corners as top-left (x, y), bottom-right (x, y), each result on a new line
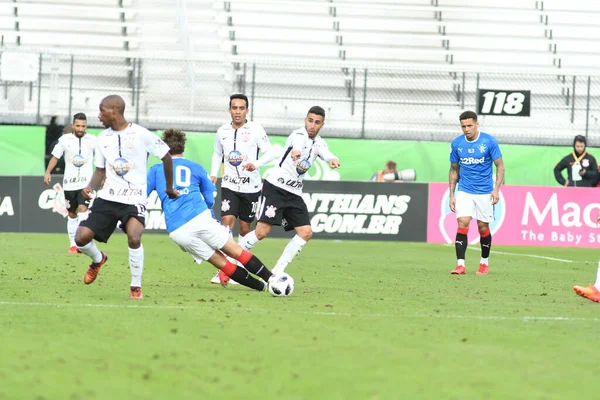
top-left (259, 181), bottom-right (429, 241)
top-left (15, 176), bottom-right (429, 242)
top-left (0, 177), bottom-right (20, 232)
top-left (427, 183), bottom-right (600, 248)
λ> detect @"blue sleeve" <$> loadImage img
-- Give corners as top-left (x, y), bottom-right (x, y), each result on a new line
top-left (147, 166), bottom-right (157, 197)
top-left (449, 142), bottom-right (459, 163)
top-left (196, 164), bottom-right (216, 209)
top-left (489, 138), bottom-right (502, 161)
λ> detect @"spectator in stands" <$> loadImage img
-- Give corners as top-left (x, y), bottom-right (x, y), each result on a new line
top-left (554, 135), bottom-right (598, 187)
top-left (370, 160), bottom-right (416, 182)
top-left (45, 115), bottom-right (64, 174)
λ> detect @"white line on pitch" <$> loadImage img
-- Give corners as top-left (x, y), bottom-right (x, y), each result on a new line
top-left (2, 301), bottom-right (600, 322)
top-left (443, 244), bottom-right (576, 263)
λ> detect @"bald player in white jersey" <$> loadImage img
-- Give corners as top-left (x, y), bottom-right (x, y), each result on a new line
top-left (241, 106), bottom-right (340, 274)
top-left (75, 94), bottom-right (178, 300)
top-left (209, 93), bottom-right (277, 285)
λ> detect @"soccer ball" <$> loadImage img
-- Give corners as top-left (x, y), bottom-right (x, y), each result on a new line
top-left (268, 272), bottom-right (295, 297)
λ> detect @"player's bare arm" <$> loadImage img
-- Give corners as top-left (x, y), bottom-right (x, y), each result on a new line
top-left (291, 150), bottom-right (301, 161)
top-left (82, 167), bottom-right (106, 199)
top-left (329, 159), bottom-right (340, 169)
top-left (43, 156), bottom-right (60, 185)
top-left (161, 153), bottom-right (179, 199)
top-left (492, 157), bottom-right (505, 205)
top-left (449, 162), bottom-right (459, 212)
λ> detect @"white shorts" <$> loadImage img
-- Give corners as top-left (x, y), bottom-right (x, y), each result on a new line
top-left (169, 209), bottom-right (230, 263)
top-left (455, 191), bottom-right (494, 223)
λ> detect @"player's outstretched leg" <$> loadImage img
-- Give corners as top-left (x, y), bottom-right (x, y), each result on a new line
top-left (272, 234), bottom-right (309, 275)
top-left (451, 227), bottom-right (468, 275)
top-left (574, 260), bottom-right (600, 303)
top-left (477, 227), bottom-right (491, 275)
top-left (208, 252), bottom-right (266, 291)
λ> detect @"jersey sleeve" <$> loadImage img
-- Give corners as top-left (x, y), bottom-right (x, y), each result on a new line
top-left (142, 130), bottom-right (170, 159)
top-left (291, 130), bottom-right (305, 151)
top-left (449, 142), bottom-right (459, 163)
top-left (94, 137), bottom-right (106, 168)
top-left (316, 140), bottom-right (338, 162)
top-left (210, 132), bottom-right (224, 177)
top-left (196, 164), bottom-right (216, 209)
top-left (50, 138), bottom-right (65, 159)
top-left (489, 137), bottom-right (503, 161)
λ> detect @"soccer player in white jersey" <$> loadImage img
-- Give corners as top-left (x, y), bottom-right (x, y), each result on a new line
top-left (449, 110), bottom-right (505, 275)
top-left (43, 113), bottom-right (96, 254)
top-left (241, 106), bottom-right (340, 275)
top-left (75, 95), bottom-right (178, 300)
top-left (209, 94), bottom-right (276, 285)
top-left (148, 129), bottom-right (274, 291)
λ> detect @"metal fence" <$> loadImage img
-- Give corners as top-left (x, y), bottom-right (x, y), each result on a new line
top-left (0, 48), bottom-right (598, 145)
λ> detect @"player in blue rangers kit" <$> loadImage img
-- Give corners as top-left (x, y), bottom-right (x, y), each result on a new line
top-left (147, 129), bottom-right (274, 291)
top-left (448, 110), bottom-right (505, 275)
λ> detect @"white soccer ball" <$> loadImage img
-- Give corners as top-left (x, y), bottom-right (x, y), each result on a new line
top-left (268, 272), bottom-right (295, 297)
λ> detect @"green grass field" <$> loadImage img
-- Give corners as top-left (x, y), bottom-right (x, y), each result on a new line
top-left (0, 233), bottom-right (598, 400)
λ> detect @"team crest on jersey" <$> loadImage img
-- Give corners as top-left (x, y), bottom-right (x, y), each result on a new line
top-left (264, 205), bottom-right (277, 218)
top-left (71, 154), bottom-right (86, 168)
top-left (240, 130), bottom-right (252, 142)
top-left (113, 157), bottom-right (134, 176)
top-left (221, 199), bottom-right (231, 212)
top-left (478, 144), bottom-right (487, 154)
top-left (582, 159), bottom-right (590, 167)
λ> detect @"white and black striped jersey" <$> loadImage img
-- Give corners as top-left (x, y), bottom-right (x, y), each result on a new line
top-left (210, 121), bottom-right (275, 194)
top-left (266, 127), bottom-right (338, 196)
top-left (51, 133), bottom-right (97, 191)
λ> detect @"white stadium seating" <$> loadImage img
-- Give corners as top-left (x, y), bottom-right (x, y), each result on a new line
top-left (0, 0), bottom-right (597, 143)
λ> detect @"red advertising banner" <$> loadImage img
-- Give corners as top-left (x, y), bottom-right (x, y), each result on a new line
top-left (427, 183), bottom-right (600, 248)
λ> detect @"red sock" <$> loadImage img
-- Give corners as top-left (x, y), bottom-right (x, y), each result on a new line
top-left (480, 229), bottom-right (490, 238)
top-left (236, 250), bottom-right (252, 265)
top-left (221, 261), bottom-right (237, 277)
top-left (458, 227), bottom-right (468, 235)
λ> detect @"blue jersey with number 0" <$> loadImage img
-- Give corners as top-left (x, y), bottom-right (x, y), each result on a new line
top-left (449, 131), bottom-right (502, 195)
top-left (147, 157), bottom-right (216, 232)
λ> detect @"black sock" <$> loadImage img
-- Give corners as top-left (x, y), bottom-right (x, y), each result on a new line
top-left (229, 266), bottom-right (266, 292)
top-left (480, 233), bottom-right (492, 258)
top-left (455, 233), bottom-right (468, 260)
top-left (242, 255), bottom-right (272, 282)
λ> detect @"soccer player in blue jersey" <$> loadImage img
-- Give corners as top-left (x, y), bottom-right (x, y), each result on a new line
top-left (147, 129), bottom-right (273, 291)
top-left (448, 111), bottom-right (505, 275)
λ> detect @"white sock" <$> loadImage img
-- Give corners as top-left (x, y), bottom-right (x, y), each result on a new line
top-left (272, 235), bottom-right (307, 274)
top-left (594, 260), bottom-right (600, 290)
top-left (242, 230), bottom-right (260, 252)
top-left (480, 257), bottom-right (489, 266)
top-left (238, 233), bottom-right (245, 246)
top-left (129, 245), bottom-right (144, 288)
top-left (457, 259), bottom-right (465, 267)
top-left (67, 216), bottom-right (78, 246)
top-left (77, 241), bottom-right (103, 263)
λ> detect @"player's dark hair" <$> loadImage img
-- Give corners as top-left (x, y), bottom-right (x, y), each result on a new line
top-left (385, 160), bottom-right (397, 170)
top-left (73, 112), bottom-right (87, 122)
top-left (162, 128), bottom-right (186, 155)
top-left (229, 94), bottom-right (249, 108)
top-left (307, 106), bottom-right (325, 119)
top-left (574, 134), bottom-right (586, 146)
top-left (459, 110), bottom-right (478, 122)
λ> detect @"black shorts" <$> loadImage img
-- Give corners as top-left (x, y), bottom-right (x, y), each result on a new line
top-left (257, 180), bottom-right (310, 231)
top-left (79, 198), bottom-right (146, 243)
top-left (220, 187), bottom-right (260, 223)
top-left (64, 189), bottom-right (90, 213)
